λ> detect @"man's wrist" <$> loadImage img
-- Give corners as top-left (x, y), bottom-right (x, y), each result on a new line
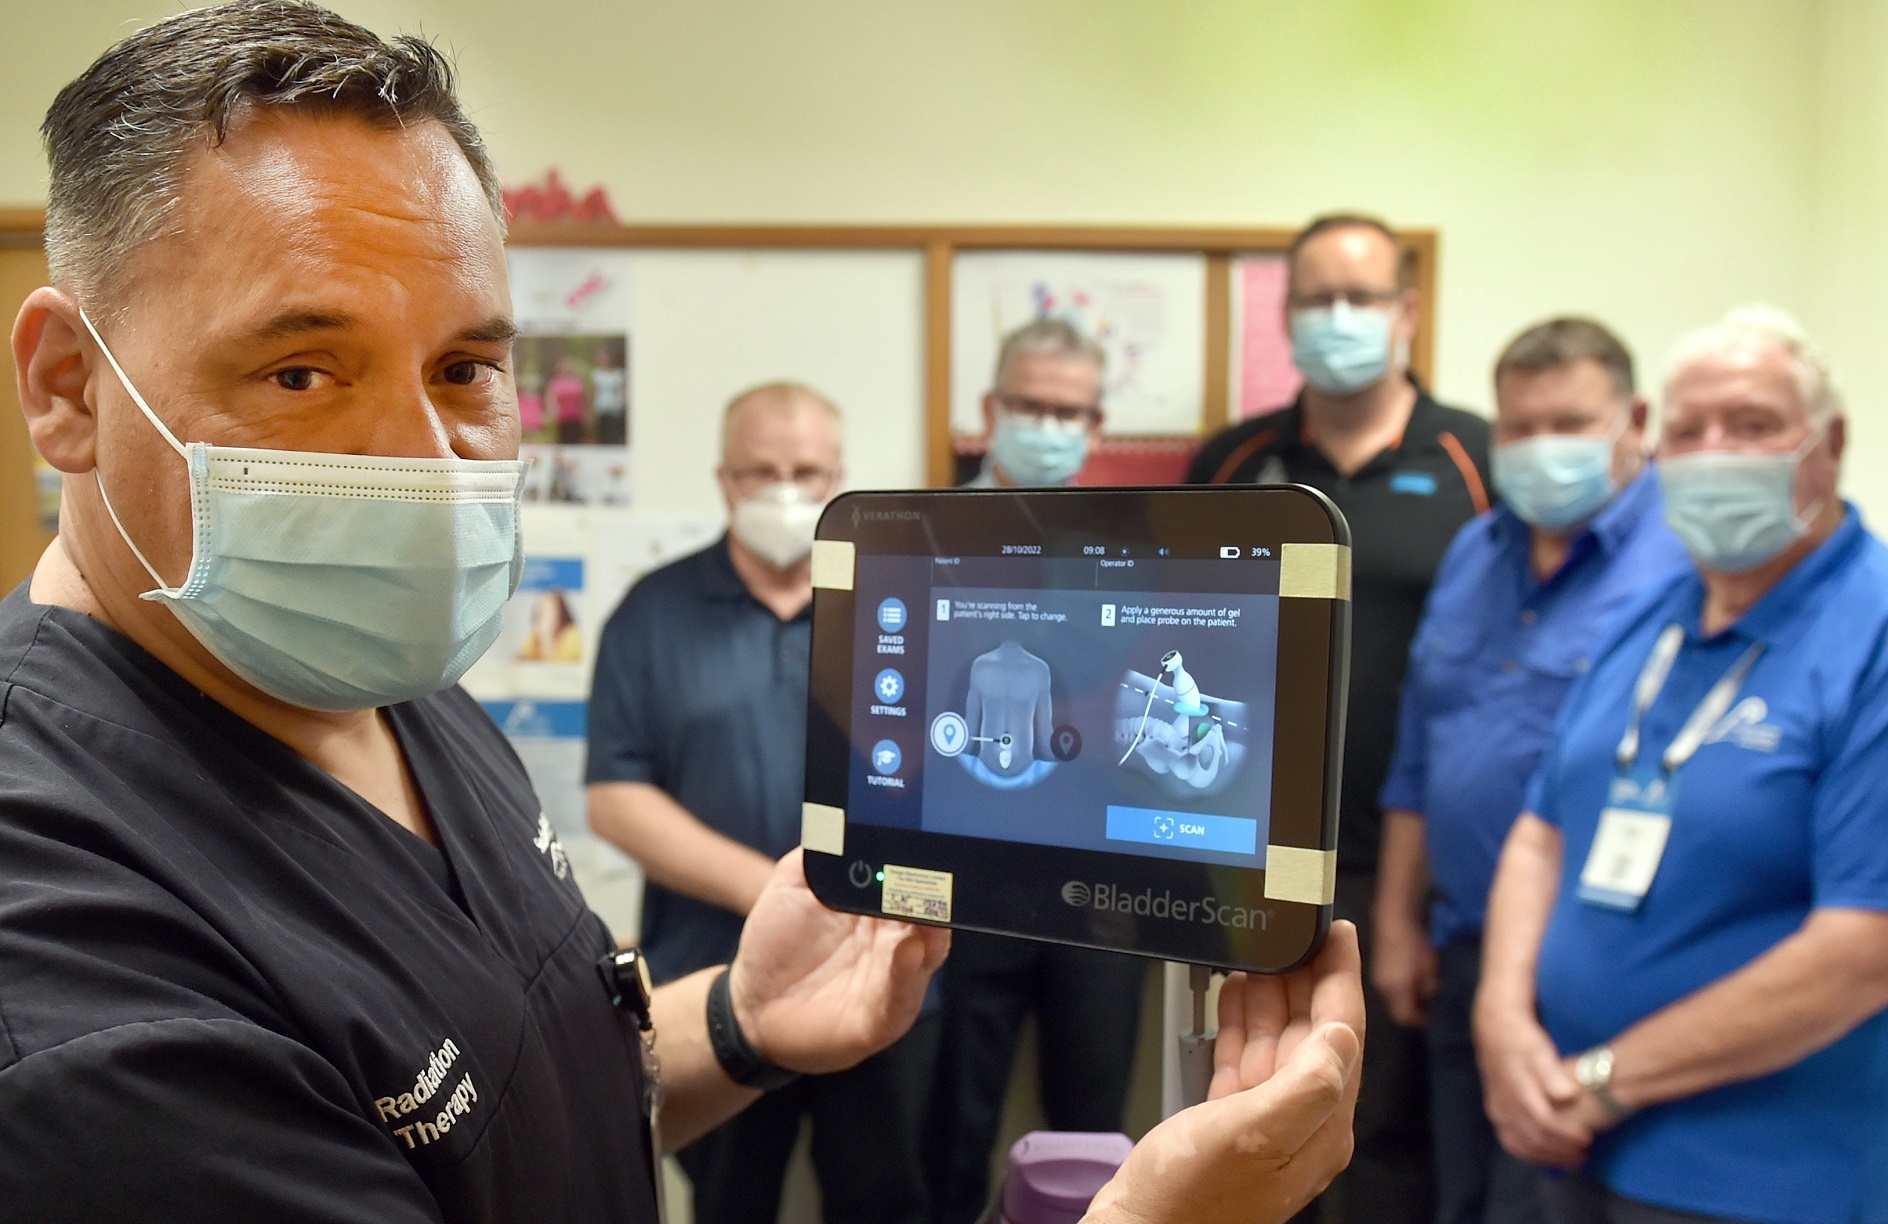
top-left (1573, 1045), bottom-right (1634, 1122)
top-left (705, 967), bottom-right (799, 1092)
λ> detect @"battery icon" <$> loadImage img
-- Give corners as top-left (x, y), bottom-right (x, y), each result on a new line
top-left (1219, 546), bottom-right (1242, 559)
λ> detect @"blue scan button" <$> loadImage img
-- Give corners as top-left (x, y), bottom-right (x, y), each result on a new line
top-left (1105, 805), bottom-right (1259, 855)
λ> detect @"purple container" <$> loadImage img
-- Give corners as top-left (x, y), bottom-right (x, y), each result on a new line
top-left (999, 1131), bottom-right (1135, 1224)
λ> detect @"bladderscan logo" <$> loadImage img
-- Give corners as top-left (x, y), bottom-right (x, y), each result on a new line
top-left (1061, 880), bottom-right (1271, 930)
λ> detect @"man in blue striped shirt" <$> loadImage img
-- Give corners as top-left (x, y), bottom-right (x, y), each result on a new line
top-left (1375, 319), bottom-right (1688, 1224)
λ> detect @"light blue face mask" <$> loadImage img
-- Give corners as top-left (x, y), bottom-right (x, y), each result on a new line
top-left (1658, 433), bottom-right (1823, 574)
top-left (1290, 301), bottom-right (1398, 396)
top-left (82, 311), bottom-right (526, 711)
top-left (1491, 417), bottom-right (1628, 531)
top-left (990, 414), bottom-right (1091, 486)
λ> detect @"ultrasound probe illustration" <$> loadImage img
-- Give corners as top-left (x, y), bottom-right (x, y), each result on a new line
top-left (928, 641), bottom-right (1081, 789)
top-left (1114, 649), bottom-right (1248, 797)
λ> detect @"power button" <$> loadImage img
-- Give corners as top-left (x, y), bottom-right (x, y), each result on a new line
top-left (848, 860), bottom-right (875, 889)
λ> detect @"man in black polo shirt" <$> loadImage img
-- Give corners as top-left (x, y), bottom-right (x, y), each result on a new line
top-left (1189, 213), bottom-right (1492, 1224)
top-left (587, 382), bottom-right (940, 1224)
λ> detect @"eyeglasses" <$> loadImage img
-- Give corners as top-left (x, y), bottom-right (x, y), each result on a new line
top-left (1286, 288), bottom-right (1404, 312)
top-left (722, 465), bottom-right (840, 498)
top-left (994, 394), bottom-right (1102, 429)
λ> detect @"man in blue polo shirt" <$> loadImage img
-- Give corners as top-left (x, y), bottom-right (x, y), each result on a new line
top-left (587, 382), bottom-right (937, 1224)
top-left (1376, 318), bottom-right (1686, 1224)
top-left (1476, 307), bottom-right (1888, 1224)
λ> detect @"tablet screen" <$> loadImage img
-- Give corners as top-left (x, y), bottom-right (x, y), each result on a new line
top-left (803, 486), bottom-right (1348, 973)
top-left (850, 549), bottom-right (1281, 872)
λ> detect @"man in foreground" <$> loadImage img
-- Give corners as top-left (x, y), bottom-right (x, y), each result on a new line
top-left (1, 5), bottom-right (1364, 1221)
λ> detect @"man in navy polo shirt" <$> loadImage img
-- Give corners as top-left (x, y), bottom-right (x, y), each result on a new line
top-left (1375, 318), bottom-right (1686, 1224)
top-left (1476, 308), bottom-right (1888, 1224)
top-left (586, 382), bottom-right (938, 1224)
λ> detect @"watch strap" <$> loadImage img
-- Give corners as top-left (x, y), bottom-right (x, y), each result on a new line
top-left (706, 967), bottom-right (800, 1092)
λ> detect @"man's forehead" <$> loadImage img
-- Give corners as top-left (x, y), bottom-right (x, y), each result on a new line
top-left (119, 107), bottom-right (505, 322)
top-left (1000, 351), bottom-right (1101, 392)
top-left (1668, 343), bottom-right (1799, 410)
top-left (1294, 226), bottom-right (1398, 282)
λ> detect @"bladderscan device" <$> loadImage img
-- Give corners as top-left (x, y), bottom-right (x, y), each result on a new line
top-left (801, 486), bottom-right (1350, 974)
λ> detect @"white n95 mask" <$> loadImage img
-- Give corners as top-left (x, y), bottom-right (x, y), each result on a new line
top-left (731, 483), bottom-right (824, 569)
top-left (81, 311), bottom-right (526, 712)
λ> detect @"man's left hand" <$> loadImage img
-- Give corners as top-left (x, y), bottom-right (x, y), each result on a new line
top-left (727, 849), bottom-right (951, 1075)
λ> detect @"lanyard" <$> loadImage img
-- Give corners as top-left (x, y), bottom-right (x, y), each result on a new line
top-left (1614, 624), bottom-right (1765, 776)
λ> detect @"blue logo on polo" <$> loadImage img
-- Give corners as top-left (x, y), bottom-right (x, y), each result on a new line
top-left (1391, 471), bottom-right (1438, 496)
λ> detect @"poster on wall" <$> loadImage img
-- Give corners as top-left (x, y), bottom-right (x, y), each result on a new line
top-left (949, 251), bottom-right (1207, 437)
top-left (1232, 254), bottom-right (1303, 419)
top-left (461, 507), bottom-right (723, 703)
top-left (508, 248), bottom-right (635, 505)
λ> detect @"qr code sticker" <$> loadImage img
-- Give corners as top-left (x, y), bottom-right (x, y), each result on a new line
top-left (881, 865), bottom-right (953, 923)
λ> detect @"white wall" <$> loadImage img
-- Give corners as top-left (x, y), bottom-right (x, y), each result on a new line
top-left (3, 0), bottom-right (1877, 513)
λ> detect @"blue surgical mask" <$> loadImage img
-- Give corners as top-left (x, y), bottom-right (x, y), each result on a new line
top-left (990, 415), bottom-right (1090, 486)
top-left (1659, 434), bottom-right (1823, 573)
top-left (82, 311), bottom-right (526, 711)
top-left (1491, 419), bottom-right (1627, 531)
top-left (1290, 301), bottom-right (1398, 396)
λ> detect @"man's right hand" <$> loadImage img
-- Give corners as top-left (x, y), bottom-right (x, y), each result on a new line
top-left (1081, 923), bottom-right (1365, 1224)
top-left (1473, 1000), bottom-right (1591, 1168)
top-left (1371, 910), bottom-right (1438, 1028)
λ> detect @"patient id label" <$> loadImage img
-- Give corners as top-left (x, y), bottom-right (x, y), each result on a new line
top-left (1578, 803), bottom-right (1671, 912)
top-left (881, 864), bottom-right (953, 923)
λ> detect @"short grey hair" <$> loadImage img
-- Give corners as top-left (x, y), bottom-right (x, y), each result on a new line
top-left (1663, 305), bottom-right (1842, 426)
top-left (993, 318), bottom-right (1106, 391)
top-left (41, 0), bottom-right (502, 309)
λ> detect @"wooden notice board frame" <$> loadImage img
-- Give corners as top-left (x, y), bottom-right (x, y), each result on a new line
top-left (507, 223), bottom-right (1438, 486)
top-left (1, 212), bottom-right (1441, 489)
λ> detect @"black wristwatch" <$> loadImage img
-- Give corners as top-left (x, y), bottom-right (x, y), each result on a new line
top-left (706, 967), bottom-right (800, 1092)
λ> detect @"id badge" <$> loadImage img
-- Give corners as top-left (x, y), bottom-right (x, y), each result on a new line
top-left (1577, 772), bottom-right (1674, 912)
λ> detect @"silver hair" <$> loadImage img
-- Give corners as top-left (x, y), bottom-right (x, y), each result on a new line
top-left (40, 0), bottom-right (503, 311)
top-left (993, 317), bottom-right (1106, 390)
top-left (1662, 305), bottom-right (1842, 426)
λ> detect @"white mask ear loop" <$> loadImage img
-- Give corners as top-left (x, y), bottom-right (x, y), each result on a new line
top-left (77, 309), bottom-right (188, 594)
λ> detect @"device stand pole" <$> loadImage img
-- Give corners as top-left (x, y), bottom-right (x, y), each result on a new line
top-left (1162, 962), bottom-right (1218, 1114)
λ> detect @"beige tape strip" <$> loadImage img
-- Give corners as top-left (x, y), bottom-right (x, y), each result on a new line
top-left (1264, 845), bottom-right (1338, 905)
top-left (810, 539), bottom-right (856, 591)
top-left (1278, 543), bottom-right (1352, 601)
top-left (800, 802), bottom-right (846, 856)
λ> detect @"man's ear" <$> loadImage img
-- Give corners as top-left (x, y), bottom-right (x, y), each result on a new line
top-left (1395, 286), bottom-right (1422, 337)
top-left (12, 288), bottom-right (98, 475)
top-left (1828, 413), bottom-right (1847, 464)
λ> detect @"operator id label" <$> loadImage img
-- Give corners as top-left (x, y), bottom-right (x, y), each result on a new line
top-left (881, 864), bottom-right (953, 923)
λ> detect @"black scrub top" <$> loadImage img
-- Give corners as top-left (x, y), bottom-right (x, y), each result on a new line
top-left (0, 585), bottom-right (660, 1223)
top-left (1187, 384), bottom-right (1493, 874)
